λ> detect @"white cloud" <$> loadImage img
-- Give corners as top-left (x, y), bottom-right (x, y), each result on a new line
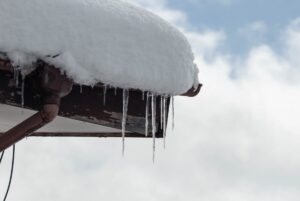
top-left (238, 21), bottom-right (268, 44)
top-left (185, 30), bottom-right (226, 59)
top-left (285, 18), bottom-right (300, 68)
top-left (179, 17), bottom-right (300, 200)
top-left (239, 21), bottom-right (267, 34)
top-left (1, 1), bottom-right (300, 201)
top-left (186, 0), bottom-right (238, 6)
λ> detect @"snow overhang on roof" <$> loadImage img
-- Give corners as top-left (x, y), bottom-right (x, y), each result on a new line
top-left (0, 0), bottom-right (200, 95)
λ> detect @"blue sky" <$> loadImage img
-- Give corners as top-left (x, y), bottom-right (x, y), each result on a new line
top-left (167, 0), bottom-right (300, 53)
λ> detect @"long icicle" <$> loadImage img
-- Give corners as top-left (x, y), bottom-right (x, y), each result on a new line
top-left (145, 92), bottom-right (149, 137)
top-left (160, 96), bottom-right (163, 129)
top-left (171, 96), bottom-right (175, 130)
top-left (163, 96), bottom-right (167, 148)
top-left (114, 87), bottom-right (117, 96)
top-left (122, 89), bottom-right (129, 156)
top-left (13, 67), bottom-right (17, 84)
top-left (14, 67), bottom-right (19, 87)
top-left (151, 93), bottom-right (157, 163)
top-left (80, 85), bottom-right (83, 93)
top-left (103, 84), bottom-right (107, 105)
top-left (21, 75), bottom-right (25, 110)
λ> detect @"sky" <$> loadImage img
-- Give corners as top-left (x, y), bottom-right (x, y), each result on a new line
top-left (167, 0), bottom-right (300, 53)
top-left (1, 0), bottom-right (300, 201)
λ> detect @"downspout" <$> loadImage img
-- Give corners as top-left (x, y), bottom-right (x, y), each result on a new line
top-left (0, 63), bottom-right (73, 152)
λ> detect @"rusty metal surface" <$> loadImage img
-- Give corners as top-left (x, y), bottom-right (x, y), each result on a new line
top-left (181, 83), bottom-right (202, 97)
top-left (0, 104), bottom-right (59, 152)
top-left (0, 64), bottom-right (168, 138)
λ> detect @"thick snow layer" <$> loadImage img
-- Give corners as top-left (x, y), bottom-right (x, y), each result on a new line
top-left (0, 0), bottom-right (198, 95)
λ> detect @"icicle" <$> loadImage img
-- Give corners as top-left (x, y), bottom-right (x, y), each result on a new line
top-left (14, 67), bottom-right (20, 87)
top-left (13, 67), bottom-right (16, 84)
top-left (13, 67), bottom-right (16, 82)
top-left (21, 75), bottom-right (25, 109)
top-left (145, 92), bottom-right (149, 137)
top-left (163, 96), bottom-right (167, 148)
top-left (103, 84), bottom-right (107, 105)
top-left (122, 89), bottom-right (129, 156)
top-left (171, 96), bottom-right (175, 130)
top-left (160, 96), bottom-right (163, 129)
top-left (114, 87), bottom-right (117, 96)
top-left (151, 93), bottom-right (157, 163)
top-left (80, 85), bottom-right (83, 93)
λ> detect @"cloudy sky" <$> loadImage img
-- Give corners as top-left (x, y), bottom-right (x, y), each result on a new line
top-left (1, 0), bottom-right (300, 200)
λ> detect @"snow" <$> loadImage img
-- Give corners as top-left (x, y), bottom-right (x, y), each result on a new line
top-left (0, 0), bottom-right (199, 95)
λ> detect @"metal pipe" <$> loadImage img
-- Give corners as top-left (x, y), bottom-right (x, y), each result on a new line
top-left (0, 62), bottom-right (73, 152)
top-left (0, 104), bottom-right (58, 152)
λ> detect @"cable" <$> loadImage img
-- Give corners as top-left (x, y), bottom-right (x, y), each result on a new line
top-left (0, 151), bottom-right (4, 164)
top-left (2, 145), bottom-right (15, 201)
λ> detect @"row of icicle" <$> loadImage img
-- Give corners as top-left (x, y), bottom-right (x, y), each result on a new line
top-left (92, 84), bottom-right (175, 162)
top-left (122, 90), bottom-right (174, 162)
top-left (14, 66), bottom-right (175, 162)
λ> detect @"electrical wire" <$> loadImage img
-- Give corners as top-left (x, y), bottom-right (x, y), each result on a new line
top-left (0, 151), bottom-right (4, 164)
top-left (1, 145), bottom-right (15, 201)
